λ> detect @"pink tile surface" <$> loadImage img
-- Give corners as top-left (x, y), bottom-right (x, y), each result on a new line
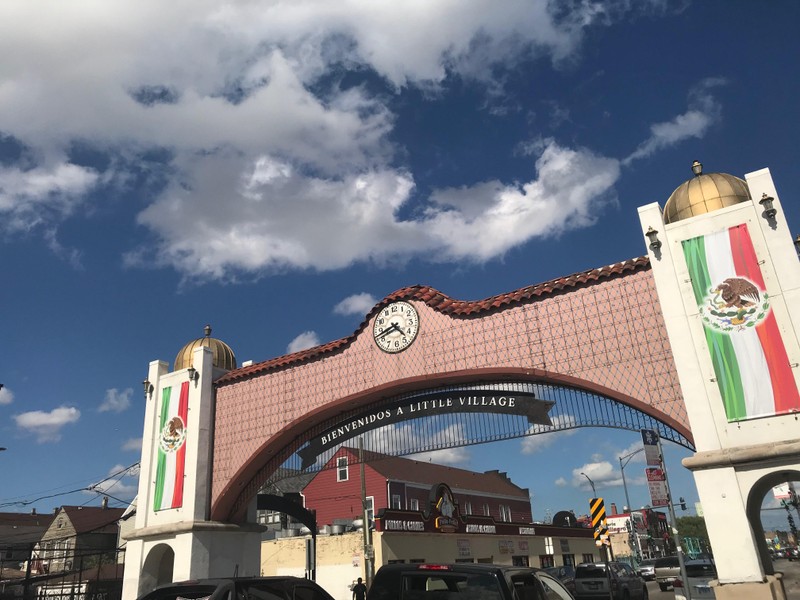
top-left (211, 257), bottom-right (685, 520)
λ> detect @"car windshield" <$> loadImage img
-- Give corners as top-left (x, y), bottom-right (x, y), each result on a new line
top-left (400, 572), bottom-right (502, 600)
top-left (655, 557), bottom-right (679, 567)
top-left (142, 586), bottom-right (218, 600)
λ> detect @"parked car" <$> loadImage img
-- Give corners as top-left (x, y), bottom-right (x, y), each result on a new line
top-left (654, 555), bottom-right (681, 591)
top-left (545, 564), bottom-right (576, 594)
top-left (573, 562), bottom-right (647, 600)
top-left (366, 562), bottom-right (576, 600)
top-left (673, 559), bottom-right (717, 600)
top-left (137, 576), bottom-right (335, 600)
top-left (635, 558), bottom-right (657, 581)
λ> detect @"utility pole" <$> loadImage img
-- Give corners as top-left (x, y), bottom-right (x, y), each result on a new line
top-left (358, 438), bottom-right (374, 588)
top-left (619, 448), bottom-right (644, 561)
top-left (655, 435), bottom-right (692, 600)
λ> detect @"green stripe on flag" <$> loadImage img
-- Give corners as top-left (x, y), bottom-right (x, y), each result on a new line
top-left (682, 235), bottom-right (747, 421)
top-left (153, 386), bottom-right (172, 511)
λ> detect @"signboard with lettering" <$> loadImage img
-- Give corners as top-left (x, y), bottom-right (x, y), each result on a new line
top-left (298, 390), bottom-right (553, 468)
top-left (646, 467), bottom-right (668, 506)
top-left (641, 429), bottom-right (661, 466)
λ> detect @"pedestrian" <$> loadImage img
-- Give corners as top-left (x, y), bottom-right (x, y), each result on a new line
top-left (352, 577), bottom-right (367, 600)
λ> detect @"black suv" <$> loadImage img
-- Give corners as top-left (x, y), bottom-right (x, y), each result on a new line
top-left (366, 562), bottom-right (575, 600)
top-left (573, 562), bottom-right (647, 600)
top-left (137, 576), bottom-right (335, 600)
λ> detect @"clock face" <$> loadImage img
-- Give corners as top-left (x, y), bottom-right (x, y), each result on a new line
top-left (373, 301), bottom-right (419, 353)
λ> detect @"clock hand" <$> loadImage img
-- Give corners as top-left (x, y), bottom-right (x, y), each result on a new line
top-left (375, 323), bottom-right (402, 340)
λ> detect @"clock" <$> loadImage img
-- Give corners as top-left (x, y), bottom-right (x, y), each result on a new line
top-left (373, 301), bottom-right (419, 353)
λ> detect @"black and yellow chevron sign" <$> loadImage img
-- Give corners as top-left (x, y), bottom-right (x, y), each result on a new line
top-left (590, 497), bottom-right (609, 545)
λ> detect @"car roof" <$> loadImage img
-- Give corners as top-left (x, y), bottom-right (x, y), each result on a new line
top-left (157, 576), bottom-right (310, 588)
top-left (375, 564), bottom-right (542, 576)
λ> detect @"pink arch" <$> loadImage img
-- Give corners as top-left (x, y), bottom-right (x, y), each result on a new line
top-left (210, 258), bottom-right (688, 522)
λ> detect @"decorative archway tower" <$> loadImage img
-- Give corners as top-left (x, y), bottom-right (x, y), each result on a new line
top-left (638, 163), bottom-right (800, 600)
top-left (123, 328), bottom-right (264, 600)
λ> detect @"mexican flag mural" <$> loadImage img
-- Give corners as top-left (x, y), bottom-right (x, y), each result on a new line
top-left (682, 224), bottom-right (800, 421)
top-left (153, 381), bottom-right (189, 511)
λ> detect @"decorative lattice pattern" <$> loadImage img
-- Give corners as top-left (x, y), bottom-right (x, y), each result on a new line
top-left (211, 266), bottom-right (687, 520)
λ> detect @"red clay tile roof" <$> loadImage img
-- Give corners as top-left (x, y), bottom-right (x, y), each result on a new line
top-left (217, 256), bottom-right (650, 385)
top-left (329, 447), bottom-right (529, 498)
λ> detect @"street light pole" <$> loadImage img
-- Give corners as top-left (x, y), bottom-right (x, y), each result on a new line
top-left (580, 472), bottom-right (596, 497)
top-left (619, 448), bottom-right (644, 560)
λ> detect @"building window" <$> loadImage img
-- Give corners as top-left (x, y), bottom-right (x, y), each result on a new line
top-left (410, 498), bottom-right (419, 511)
top-left (545, 537), bottom-right (554, 555)
top-left (563, 554), bottom-right (575, 566)
top-left (539, 555), bottom-right (555, 568)
top-left (500, 505), bottom-right (512, 522)
top-left (455, 558), bottom-right (474, 563)
top-left (392, 494), bottom-right (401, 509)
top-left (582, 553), bottom-right (595, 563)
top-left (409, 558), bottom-right (425, 563)
top-left (483, 504), bottom-right (490, 516)
top-left (512, 556), bottom-right (529, 567)
top-left (366, 496), bottom-right (375, 522)
top-left (388, 559), bottom-right (406, 564)
top-left (464, 501), bottom-right (472, 515)
top-left (336, 457), bottom-right (348, 482)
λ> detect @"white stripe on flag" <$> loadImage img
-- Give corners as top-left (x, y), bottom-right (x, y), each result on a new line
top-left (705, 230), bottom-right (773, 418)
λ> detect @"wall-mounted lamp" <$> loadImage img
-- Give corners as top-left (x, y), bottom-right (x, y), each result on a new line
top-left (759, 193), bottom-right (777, 220)
top-left (187, 366), bottom-right (199, 384)
top-left (645, 226), bottom-right (662, 250)
top-left (142, 379), bottom-right (154, 399)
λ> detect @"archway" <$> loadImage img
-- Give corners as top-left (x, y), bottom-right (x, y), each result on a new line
top-left (139, 544), bottom-right (175, 595)
top-left (213, 369), bottom-right (694, 522)
top-left (747, 471), bottom-right (800, 576)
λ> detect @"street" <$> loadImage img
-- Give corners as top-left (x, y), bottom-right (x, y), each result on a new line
top-left (640, 559), bottom-right (800, 600)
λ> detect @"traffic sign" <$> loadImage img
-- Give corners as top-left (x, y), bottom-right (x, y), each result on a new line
top-left (589, 497), bottom-right (609, 542)
top-left (641, 429), bottom-right (661, 466)
top-left (646, 467), bottom-right (669, 506)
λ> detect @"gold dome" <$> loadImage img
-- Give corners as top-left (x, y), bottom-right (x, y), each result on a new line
top-left (663, 162), bottom-right (751, 224)
top-left (174, 325), bottom-right (237, 372)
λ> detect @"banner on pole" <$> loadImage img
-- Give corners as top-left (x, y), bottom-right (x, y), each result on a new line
top-left (641, 429), bottom-right (661, 466)
top-left (646, 467), bottom-right (669, 506)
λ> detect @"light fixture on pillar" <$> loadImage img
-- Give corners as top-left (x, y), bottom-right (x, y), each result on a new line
top-left (142, 379), bottom-right (153, 399)
top-left (645, 226), bottom-right (662, 250)
top-left (794, 235), bottom-right (800, 256)
top-left (187, 365), bottom-right (199, 384)
top-left (691, 160), bottom-right (703, 176)
top-left (759, 193), bottom-right (777, 220)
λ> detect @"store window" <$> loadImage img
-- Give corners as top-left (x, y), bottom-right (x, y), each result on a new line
top-left (512, 555), bottom-right (529, 567)
top-left (563, 554), bottom-right (575, 566)
top-left (582, 553), bottom-right (595, 563)
top-left (539, 555), bottom-right (555, 568)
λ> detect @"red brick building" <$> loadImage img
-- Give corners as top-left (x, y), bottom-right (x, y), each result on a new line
top-left (302, 447), bottom-right (533, 528)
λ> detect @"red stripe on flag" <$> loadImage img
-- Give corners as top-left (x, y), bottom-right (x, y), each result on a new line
top-left (728, 226), bottom-right (800, 413)
top-left (172, 381), bottom-right (190, 508)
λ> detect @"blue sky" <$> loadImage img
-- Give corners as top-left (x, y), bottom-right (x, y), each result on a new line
top-left (1, 1), bottom-right (799, 533)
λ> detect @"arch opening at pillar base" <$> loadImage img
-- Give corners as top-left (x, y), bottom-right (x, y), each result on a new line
top-left (140, 543), bottom-right (175, 595)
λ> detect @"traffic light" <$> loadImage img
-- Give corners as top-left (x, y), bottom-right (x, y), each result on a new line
top-left (679, 497), bottom-right (687, 511)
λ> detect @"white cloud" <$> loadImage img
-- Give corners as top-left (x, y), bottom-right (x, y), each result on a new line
top-left (13, 406), bottom-right (80, 443)
top-left (623, 78), bottom-right (725, 165)
top-left (334, 293), bottom-right (378, 316)
top-left (122, 437), bottom-right (142, 452)
top-left (520, 413), bottom-right (577, 454)
top-left (0, 386), bottom-right (13, 405)
top-left (554, 477), bottom-right (568, 487)
top-left (287, 331), bottom-right (321, 354)
top-left (86, 464), bottom-right (139, 500)
top-left (0, 1), bottom-right (667, 281)
top-left (99, 387), bottom-right (133, 413)
top-left (573, 461), bottom-right (620, 491)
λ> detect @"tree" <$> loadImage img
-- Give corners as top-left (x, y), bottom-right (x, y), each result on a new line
top-left (676, 516), bottom-right (710, 554)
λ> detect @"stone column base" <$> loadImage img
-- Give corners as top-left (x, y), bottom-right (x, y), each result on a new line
top-left (713, 573), bottom-right (786, 600)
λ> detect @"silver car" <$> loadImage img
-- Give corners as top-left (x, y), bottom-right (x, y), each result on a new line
top-left (636, 559), bottom-right (656, 581)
